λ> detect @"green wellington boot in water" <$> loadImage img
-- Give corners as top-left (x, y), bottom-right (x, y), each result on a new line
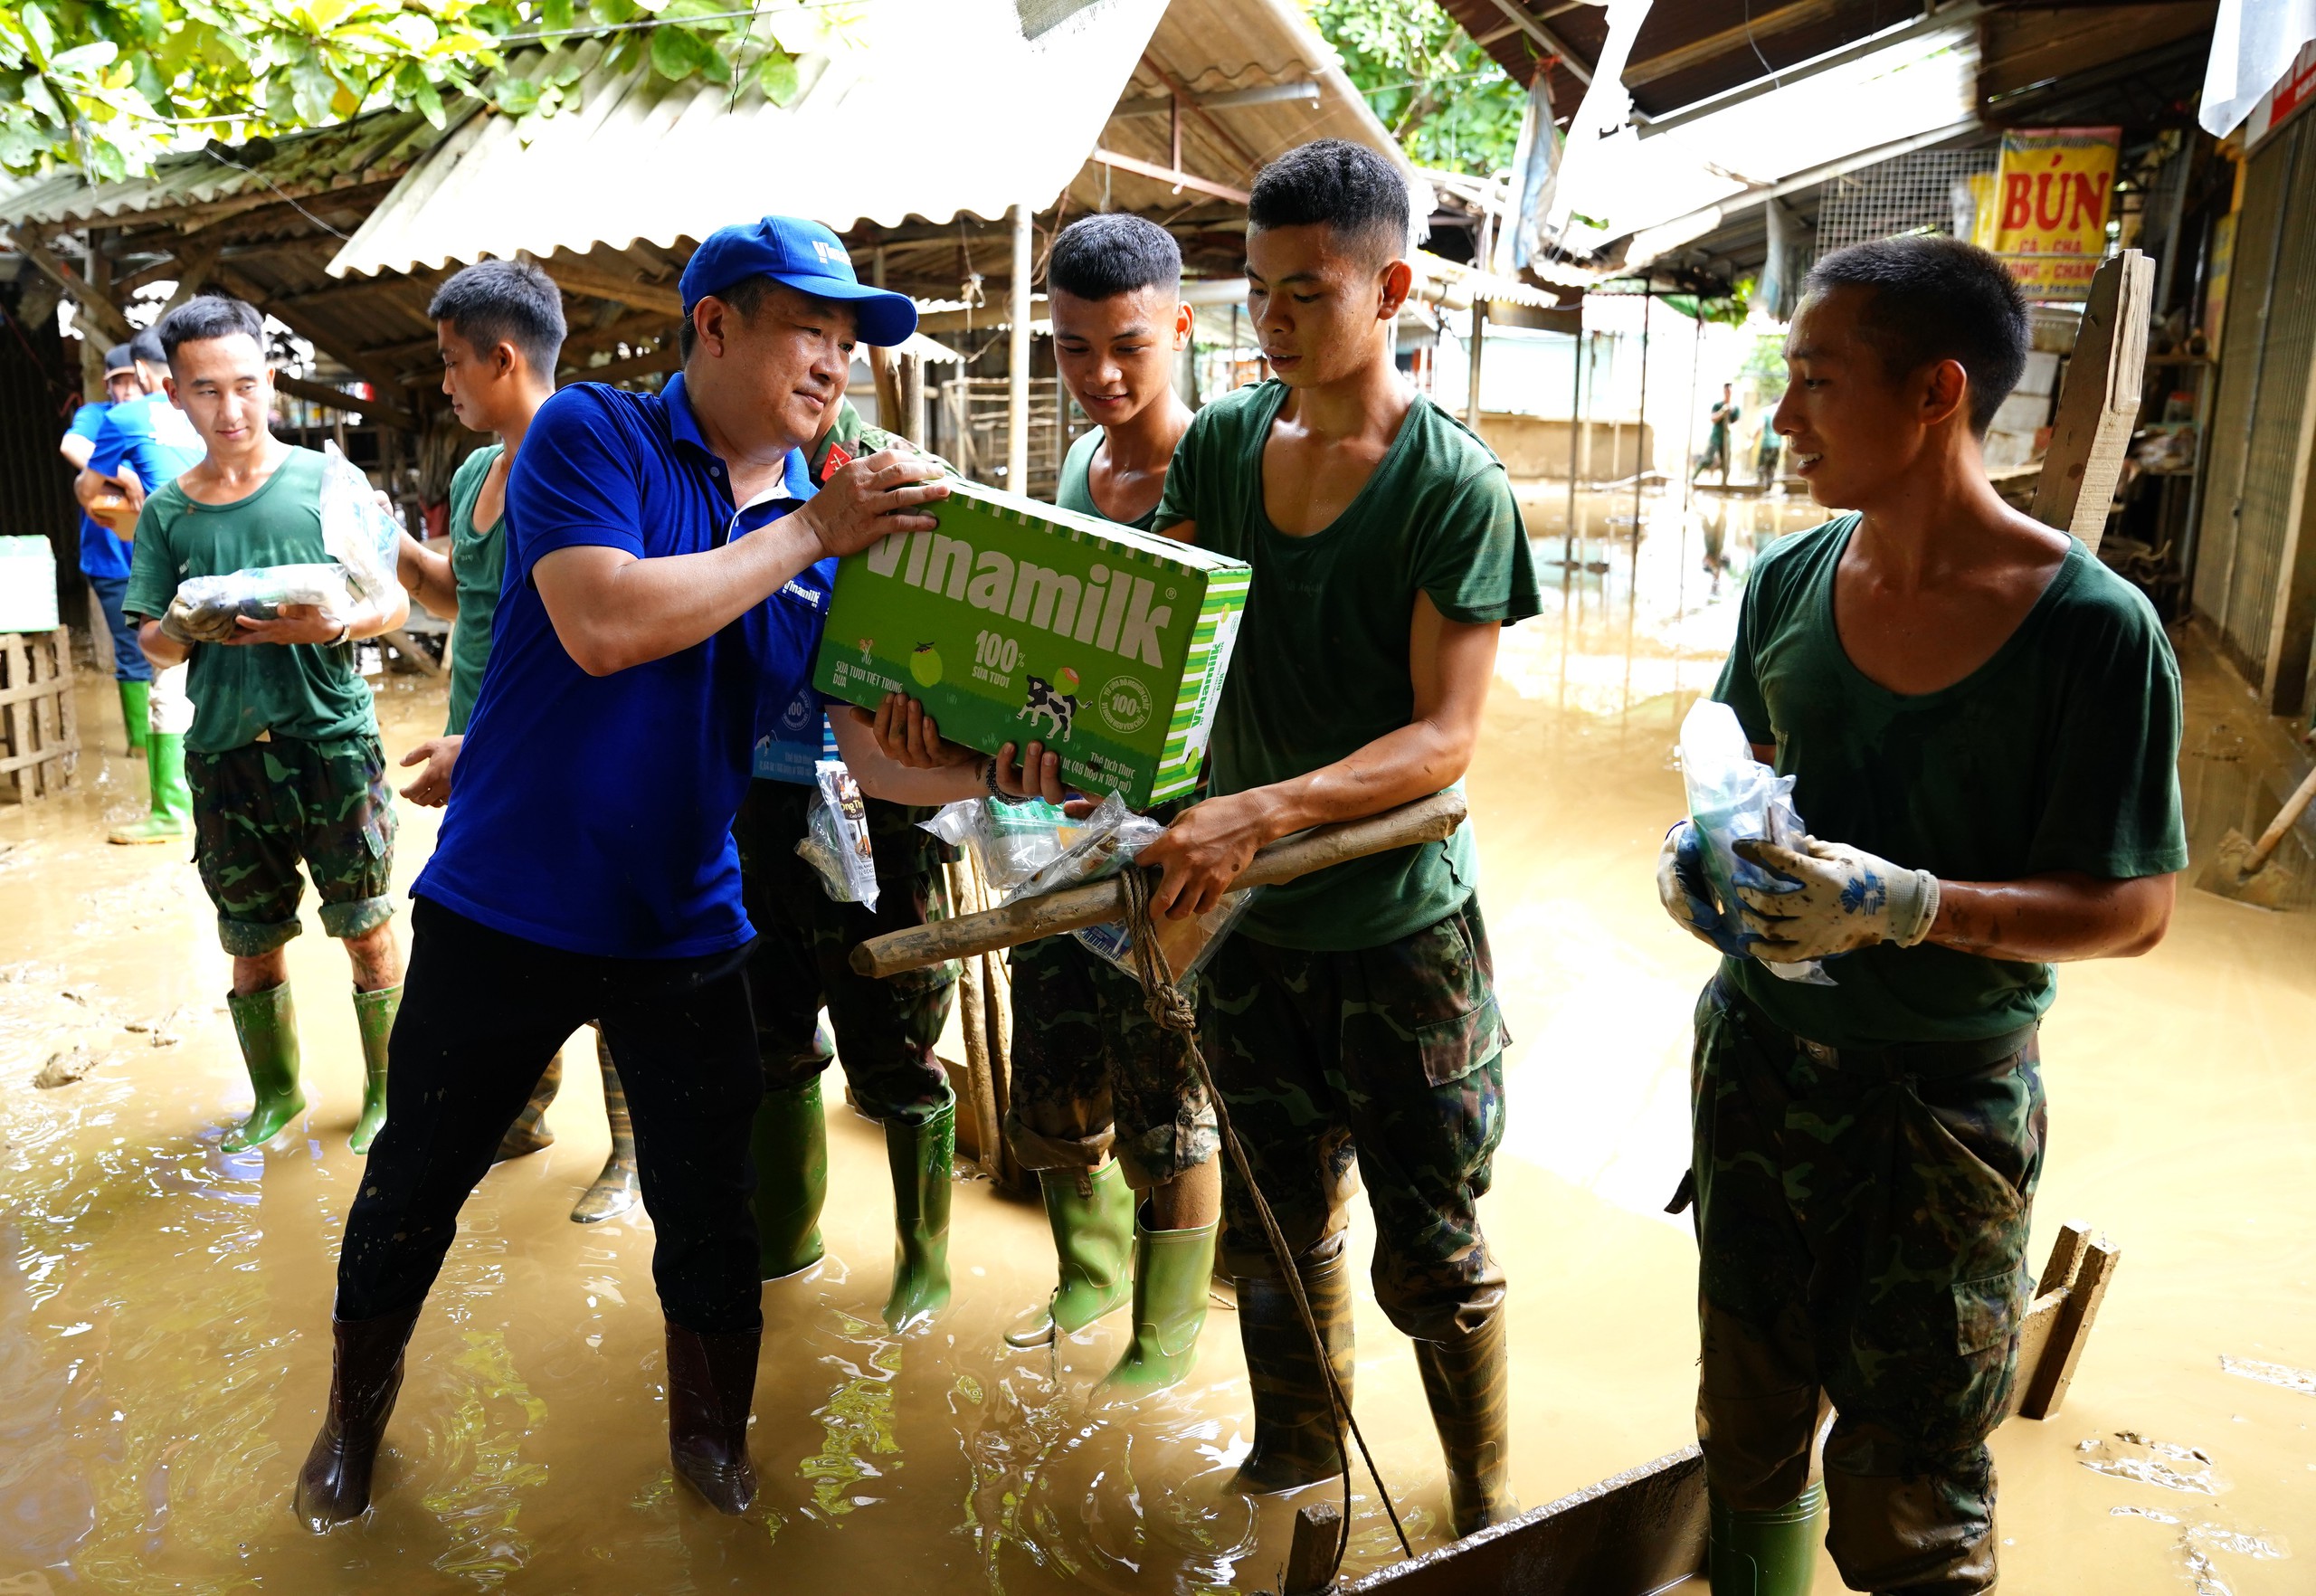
top-left (347, 984), bottom-right (399, 1155)
top-left (1415, 1313), bottom-right (1521, 1535)
top-left (1006, 1161), bottom-right (1136, 1347)
top-left (751, 1078), bottom-right (830, 1279)
top-left (1710, 1485), bottom-right (1825, 1596)
top-left (882, 1102), bottom-right (954, 1331)
top-left (1096, 1208), bottom-right (1218, 1400)
top-left (109, 731), bottom-right (191, 845)
top-left (223, 983), bottom-right (306, 1152)
top-left (116, 679), bottom-right (149, 758)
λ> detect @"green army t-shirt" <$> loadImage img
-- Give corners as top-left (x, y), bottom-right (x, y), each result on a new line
top-left (1154, 380), bottom-right (1541, 951)
top-left (123, 446), bottom-right (378, 755)
top-left (1057, 429), bottom-right (1156, 532)
top-left (444, 442), bottom-right (506, 736)
top-left (1715, 515), bottom-right (2188, 1048)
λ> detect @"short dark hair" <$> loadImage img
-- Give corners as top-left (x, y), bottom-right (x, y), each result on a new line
top-left (156, 294), bottom-right (264, 366)
top-left (429, 257), bottom-right (567, 376)
top-left (128, 328), bottom-right (166, 366)
top-left (677, 273), bottom-right (778, 361)
top-left (1802, 235), bottom-right (2029, 434)
top-left (1049, 214), bottom-right (1181, 300)
top-left (1248, 139), bottom-right (1410, 264)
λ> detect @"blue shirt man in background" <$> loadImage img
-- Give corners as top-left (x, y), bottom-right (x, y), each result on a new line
top-left (58, 339), bottom-right (151, 760)
top-left (75, 328), bottom-right (207, 845)
top-left (299, 214), bottom-right (1060, 1534)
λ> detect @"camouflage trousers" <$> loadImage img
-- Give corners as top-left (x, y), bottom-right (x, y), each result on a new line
top-left (1200, 897), bottom-right (1509, 1342)
top-left (185, 733), bottom-right (396, 957)
top-left (1689, 978), bottom-right (2045, 1596)
top-left (733, 780), bottom-right (956, 1127)
top-left (1006, 932), bottom-right (1218, 1190)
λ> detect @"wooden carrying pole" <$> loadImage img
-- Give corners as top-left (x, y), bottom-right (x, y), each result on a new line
top-left (853, 792), bottom-right (1468, 979)
top-left (2029, 249), bottom-right (2153, 552)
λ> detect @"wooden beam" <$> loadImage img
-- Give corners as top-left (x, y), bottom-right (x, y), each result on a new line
top-left (271, 372), bottom-right (416, 431)
top-left (10, 233), bottom-right (133, 343)
top-left (160, 243), bottom-right (222, 310)
top-left (565, 342), bottom-right (680, 386)
top-left (2016, 1232), bottom-right (2119, 1421)
top-left (1088, 147), bottom-right (1250, 205)
top-left (1283, 1504), bottom-right (1344, 1596)
top-left (2260, 287), bottom-right (2316, 717)
top-left (916, 297), bottom-right (1047, 336)
top-left (1473, 0), bottom-right (1593, 85)
top-left (2029, 249), bottom-right (2151, 551)
top-left (1977, 3), bottom-right (2218, 106)
top-left (1134, 52), bottom-right (1262, 176)
top-left (537, 256), bottom-right (684, 316)
top-left (212, 262), bottom-right (410, 395)
top-left (1623, 0), bottom-right (1845, 89)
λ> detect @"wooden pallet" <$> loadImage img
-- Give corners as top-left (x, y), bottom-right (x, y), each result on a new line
top-left (0, 628), bottom-right (80, 803)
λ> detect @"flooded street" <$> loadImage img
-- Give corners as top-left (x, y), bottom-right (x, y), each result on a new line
top-left (2, 486), bottom-right (2310, 1594)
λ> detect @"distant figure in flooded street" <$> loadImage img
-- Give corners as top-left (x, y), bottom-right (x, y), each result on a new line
top-left (1657, 236), bottom-right (2186, 1594)
top-left (1693, 381), bottom-right (1738, 485)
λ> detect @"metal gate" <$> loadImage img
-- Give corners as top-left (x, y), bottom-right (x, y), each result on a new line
top-left (2194, 114), bottom-right (2316, 686)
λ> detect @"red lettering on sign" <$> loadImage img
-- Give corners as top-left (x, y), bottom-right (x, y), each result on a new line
top-left (2065, 169), bottom-right (2107, 231)
top-left (2034, 171), bottom-right (2069, 231)
top-left (2000, 173), bottom-right (2035, 232)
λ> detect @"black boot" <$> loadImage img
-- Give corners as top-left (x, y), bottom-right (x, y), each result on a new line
top-left (1414, 1312), bottom-right (1519, 1535)
top-left (1229, 1240), bottom-right (1355, 1495)
top-left (293, 1304), bottom-right (422, 1531)
top-left (666, 1321), bottom-right (761, 1515)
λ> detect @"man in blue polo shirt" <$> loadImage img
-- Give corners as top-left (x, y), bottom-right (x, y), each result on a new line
top-left (58, 342), bottom-right (147, 756)
top-left (295, 215), bottom-right (1067, 1533)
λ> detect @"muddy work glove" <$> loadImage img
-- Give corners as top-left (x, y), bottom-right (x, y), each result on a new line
top-left (1732, 836), bottom-right (1941, 961)
top-left (1656, 821), bottom-right (1761, 959)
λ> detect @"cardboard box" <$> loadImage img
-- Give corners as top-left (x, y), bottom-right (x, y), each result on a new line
top-left (812, 480), bottom-right (1250, 808)
top-left (0, 536), bottom-right (59, 634)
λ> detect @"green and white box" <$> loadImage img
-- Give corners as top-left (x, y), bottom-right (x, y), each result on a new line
top-left (813, 480), bottom-right (1250, 809)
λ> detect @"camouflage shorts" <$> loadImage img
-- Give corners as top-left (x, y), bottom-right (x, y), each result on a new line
top-left (185, 733), bottom-right (396, 957)
top-left (1199, 896), bottom-right (1510, 1342)
top-left (1006, 931), bottom-right (1218, 1190)
top-left (734, 780), bottom-right (956, 1127)
top-left (1689, 979), bottom-right (2044, 1589)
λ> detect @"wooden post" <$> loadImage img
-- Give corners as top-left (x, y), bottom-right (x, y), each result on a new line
top-left (1466, 299), bottom-right (1486, 429)
top-left (2029, 249), bottom-right (2151, 552)
top-left (1284, 1502), bottom-right (1344, 1596)
top-left (898, 351), bottom-right (925, 449)
top-left (2258, 294), bottom-right (2316, 716)
top-left (868, 344), bottom-right (903, 432)
top-left (1008, 204), bottom-right (1033, 490)
top-left (2016, 1233), bottom-right (2120, 1420)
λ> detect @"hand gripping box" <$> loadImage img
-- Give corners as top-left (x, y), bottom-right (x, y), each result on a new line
top-left (812, 480), bottom-right (1250, 809)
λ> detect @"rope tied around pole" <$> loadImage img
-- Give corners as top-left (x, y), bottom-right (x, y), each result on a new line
top-left (1116, 867), bottom-right (1414, 1581)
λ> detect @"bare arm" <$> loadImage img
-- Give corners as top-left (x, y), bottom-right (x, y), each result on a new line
top-left (397, 533), bottom-right (460, 622)
top-left (138, 617), bottom-right (187, 670)
top-left (534, 451), bottom-right (945, 678)
top-left (223, 581), bottom-right (410, 648)
top-left (60, 433), bottom-right (95, 470)
top-left (1135, 580), bottom-right (1503, 918)
top-left (1926, 871), bottom-right (2174, 962)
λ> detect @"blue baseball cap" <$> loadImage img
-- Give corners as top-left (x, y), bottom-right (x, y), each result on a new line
top-left (680, 215), bottom-right (917, 347)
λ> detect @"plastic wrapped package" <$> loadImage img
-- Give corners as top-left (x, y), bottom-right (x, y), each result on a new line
top-left (1075, 886), bottom-right (1258, 987)
top-left (795, 760), bottom-right (879, 909)
top-left (161, 564), bottom-right (362, 645)
top-left (318, 442), bottom-right (403, 604)
top-left (918, 795), bottom-right (1109, 898)
top-left (1678, 698), bottom-right (1833, 986)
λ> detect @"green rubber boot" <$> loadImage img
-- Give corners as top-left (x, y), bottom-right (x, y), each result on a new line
top-left (882, 1102), bottom-right (954, 1331)
top-left (222, 983), bottom-right (307, 1152)
top-left (1005, 1161), bottom-right (1137, 1347)
top-left (108, 731), bottom-right (191, 845)
top-left (117, 679), bottom-right (149, 759)
top-left (1095, 1207), bottom-right (1218, 1400)
top-left (1710, 1484), bottom-right (1825, 1596)
top-left (751, 1078), bottom-right (830, 1279)
top-left (347, 984), bottom-right (399, 1155)
top-left (1414, 1313), bottom-right (1520, 1536)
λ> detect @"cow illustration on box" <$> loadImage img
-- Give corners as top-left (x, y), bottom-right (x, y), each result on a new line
top-left (1019, 674), bottom-right (1078, 743)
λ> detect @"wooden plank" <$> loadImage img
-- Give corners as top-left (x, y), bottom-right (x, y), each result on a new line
top-left (1088, 147), bottom-right (1250, 205)
top-left (944, 855), bottom-right (1011, 1189)
top-left (566, 343), bottom-right (681, 387)
top-left (1339, 1447), bottom-right (1707, 1596)
top-left (539, 256), bottom-right (685, 316)
top-left (1977, 5), bottom-right (2218, 107)
top-left (1285, 1502), bottom-right (1346, 1596)
top-left (2017, 1238), bottom-right (2119, 1420)
top-left (2029, 250), bottom-right (2152, 552)
top-left (271, 372), bottom-right (417, 432)
top-left (2257, 295), bottom-right (2316, 716)
top-left (0, 631), bottom-right (77, 799)
top-left (1624, 0), bottom-right (1845, 89)
top-left (11, 233), bottom-right (134, 343)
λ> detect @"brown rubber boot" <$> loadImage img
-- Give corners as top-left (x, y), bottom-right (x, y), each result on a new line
top-left (1229, 1241), bottom-right (1355, 1495)
top-left (571, 1031), bottom-right (640, 1223)
top-left (293, 1304), bottom-right (422, 1531)
top-left (1415, 1312), bottom-right (1520, 1536)
top-left (666, 1322), bottom-right (761, 1515)
top-left (493, 1050), bottom-right (562, 1162)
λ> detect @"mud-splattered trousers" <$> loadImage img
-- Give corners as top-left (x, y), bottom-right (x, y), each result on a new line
top-left (1689, 978), bottom-right (2045, 1595)
top-left (731, 781), bottom-right (956, 1126)
top-left (185, 733), bottom-right (396, 956)
top-left (1199, 897), bottom-right (1509, 1339)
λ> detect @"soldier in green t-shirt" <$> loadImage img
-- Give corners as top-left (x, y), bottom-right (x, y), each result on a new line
top-left (1656, 237), bottom-right (2185, 1595)
top-left (1140, 143), bottom-right (1541, 1537)
top-left (123, 295), bottom-right (412, 1156)
top-left (389, 260), bottom-right (643, 1225)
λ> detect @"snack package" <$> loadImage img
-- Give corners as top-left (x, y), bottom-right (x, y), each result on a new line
top-left (1678, 698), bottom-right (1833, 985)
top-left (795, 760), bottom-right (879, 909)
top-left (1074, 885), bottom-right (1258, 988)
top-left (1006, 793), bottom-right (1162, 901)
top-left (919, 795), bottom-right (1104, 897)
top-left (161, 563), bottom-right (361, 645)
top-left (318, 441), bottom-right (403, 605)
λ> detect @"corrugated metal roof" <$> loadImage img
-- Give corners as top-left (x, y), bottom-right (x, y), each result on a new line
top-left (0, 108), bottom-right (464, 231)
top-left (330, 0), bottom-right (1173, 279)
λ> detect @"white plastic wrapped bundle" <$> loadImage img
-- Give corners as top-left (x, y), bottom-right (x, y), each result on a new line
top-left (1679, 698), bottom-right (1833, 985)
top-left (318, 441), bottom-right (403, 604)
top-left (161, 563), bottom-right (360, 644)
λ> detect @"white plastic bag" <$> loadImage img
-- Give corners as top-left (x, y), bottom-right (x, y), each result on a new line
top-left (318, 441), bottom-right (403, 605)
top-left (161, 563), bottom-right (360, 644)
top-left (795, 760), bottom-right (879, 909)
top-left (1678, 698), bottom-right (1834, 985)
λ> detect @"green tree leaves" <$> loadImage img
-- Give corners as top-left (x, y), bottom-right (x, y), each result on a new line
top-left (1305, 0), bottom-right (1525, 177)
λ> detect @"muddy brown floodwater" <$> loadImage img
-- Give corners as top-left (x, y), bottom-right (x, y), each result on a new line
top-left (2, 488), bottom-right (2310, 1595)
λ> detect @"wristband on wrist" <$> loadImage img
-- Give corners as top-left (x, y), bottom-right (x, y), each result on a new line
top-left (983, 755), bottom-right (1030, 805)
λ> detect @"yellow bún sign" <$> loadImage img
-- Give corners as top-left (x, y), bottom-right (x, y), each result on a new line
top-left (1991, 128), bottom-right (2120, 301)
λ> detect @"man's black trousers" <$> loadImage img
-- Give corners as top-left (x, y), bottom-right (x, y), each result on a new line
top-left (336, 897), bottom-right (764, 1334)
